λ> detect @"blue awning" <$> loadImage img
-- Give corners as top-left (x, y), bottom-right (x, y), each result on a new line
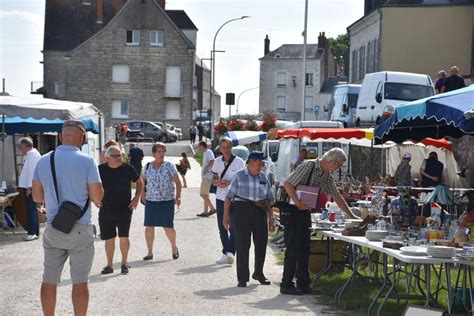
top-left (2, 116), bottom-right (99, 134)
top-left (375, 85), bottom-right (474, 143)
top-left (223, 131), bottom-right (267, 146)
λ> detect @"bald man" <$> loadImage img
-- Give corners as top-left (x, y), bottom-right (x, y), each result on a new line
top-left (33, 120), bottom-right (103, 316)
top-left (441, 66), bottom-right (465, 93)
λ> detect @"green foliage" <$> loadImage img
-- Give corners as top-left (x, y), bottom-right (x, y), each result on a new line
top-left (328, 33), bottom-right (349, 76)
top-left (194, 152), bottom-right (203, 166)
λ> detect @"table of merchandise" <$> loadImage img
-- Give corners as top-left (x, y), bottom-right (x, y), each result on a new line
top-left (0, 192), bottom-right (19, 232)
top-left (313, 230), bottom-right (473, 315)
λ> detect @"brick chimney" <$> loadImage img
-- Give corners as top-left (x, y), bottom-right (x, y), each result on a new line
top-left (318, 32), bottom-right (327, 50)
top-left (264, 35), bottom-right (270, 56)
top-left (96, 0), bottom-right (103, 23)
top-left (158, 0), bottom-right (166, 9)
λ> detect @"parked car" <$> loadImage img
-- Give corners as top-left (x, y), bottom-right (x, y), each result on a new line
top-left (154, 122), bottom-right (179, 143)
top-left (124, 121), bottom-right (172, 143)
top-left (355, 71), bottom-right (434, 126)
top-left (329, 84), bottom-right (361, 127)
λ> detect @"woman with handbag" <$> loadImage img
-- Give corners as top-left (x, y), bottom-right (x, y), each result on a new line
top-left (176, 152), bottom-right (191, 188)
top-left (279, 148), bottom-right (358, 295)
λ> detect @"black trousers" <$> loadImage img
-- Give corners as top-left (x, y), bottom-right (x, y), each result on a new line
top-left (281, 222), bottom-right (311, 288)
top-left (232, 201), bottom-right (268, 283)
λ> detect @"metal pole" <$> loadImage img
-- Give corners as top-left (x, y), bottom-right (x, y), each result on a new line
top-left (210, 16), bottom-right (250, 141)
top-left (2, 114), bottom-right (5, 181)
top-left (301, 0), bottom-right (309, 121)
top-left (236, 87), bottom-right (259, 116)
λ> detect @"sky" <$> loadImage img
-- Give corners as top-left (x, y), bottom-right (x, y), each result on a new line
top-left (0, 0), bottom-right (363, 116)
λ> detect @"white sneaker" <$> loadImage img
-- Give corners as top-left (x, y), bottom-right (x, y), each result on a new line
top-left (24, 235), bottom-right (37, 241)
top-left (226, 253), bottom-right (234, 264)
top-left (216, 254), bottom-right (228, 264)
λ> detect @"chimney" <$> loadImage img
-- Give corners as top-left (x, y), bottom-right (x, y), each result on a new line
top-left (96, 0), bottom-right (103, 24)
top-left (264, 35), bottom-right (270, 56)
top-left (318, 32), bottom-right (327, 50)
top-left (158, 0), bottom-right (166, 9)
top-left (113, 0), bottom-right (123, 13)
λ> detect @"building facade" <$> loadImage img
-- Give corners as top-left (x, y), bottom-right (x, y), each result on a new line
top-left (259, 33), bottom-right (334, 121)
top-left (39, 0), bottom-right (198, 134)
top-left (348, 0), bottom-right (474, 84)
top-left (194, 56), bottom-right (221, 120)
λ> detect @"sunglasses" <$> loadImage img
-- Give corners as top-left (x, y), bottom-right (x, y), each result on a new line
top-left (110, 154), bottom-right (122, 158)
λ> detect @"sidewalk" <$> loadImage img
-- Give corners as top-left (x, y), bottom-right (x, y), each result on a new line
top-left (0, 156), bottom-right (328, 315)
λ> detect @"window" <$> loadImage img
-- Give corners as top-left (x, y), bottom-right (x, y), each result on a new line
top-left (305, 73), bottom-right (314, 86)
top-left (276, 72), bottom-right (286, 87)
top-left (126, 30), bottom-right (140, 45)
top-left (351, 50), bottom-right (358, 83)
top-left (305, 96), bottom-right (314, 111)
top-left (367, 41), bottom-right (373, 74)
top-left (358, 45), bottom-right (365, 81)
top-left (373, 38), bottom-right (378, 72)
top-left (150, 30), bottom-right (164, 46)
top-left (112, 65), bottom-right (129, 83)
top-left (166, 100), bottom-right (181, 119)
top-left (112, 100), bottom-right (129, 118)
top-left (166, 66), bottom-right (181, 97)
top-left (276, 96), bottom-right (286, 111)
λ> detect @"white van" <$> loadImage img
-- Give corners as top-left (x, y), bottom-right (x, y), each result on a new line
top-left (355, 71), bottom-right (434, 126)
top-left (329, 84), bottom-right (361, 127)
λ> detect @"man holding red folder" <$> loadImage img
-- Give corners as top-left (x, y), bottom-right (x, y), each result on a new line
top-left (280, 148), bottom-right (358, 295)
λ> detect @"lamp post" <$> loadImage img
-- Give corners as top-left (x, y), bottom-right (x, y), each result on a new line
top-left (301, 0), bottom-right (309, 121)
top-left (236, 87), bottom-right (259, 116)
top-left (210, 16), bottom-right (250, 141)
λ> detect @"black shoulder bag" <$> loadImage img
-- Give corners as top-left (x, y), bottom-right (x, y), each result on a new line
top-left (210, 155), bottom-right (235, 194)
top-left (50, 151), bottom-right (90, 234)
top-left (275, 161), bottom-right (315, 227)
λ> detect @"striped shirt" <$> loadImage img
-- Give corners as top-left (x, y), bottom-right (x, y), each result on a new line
top-left (285, 159), bottom-right (339, 197)
top-left (226, 167), bottom-right (274, 202)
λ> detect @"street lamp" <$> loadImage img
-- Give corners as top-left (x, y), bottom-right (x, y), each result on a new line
top-left (210, 16), bottom-right (251, 141)
top-left (236, 87), bottom-right (259, 116)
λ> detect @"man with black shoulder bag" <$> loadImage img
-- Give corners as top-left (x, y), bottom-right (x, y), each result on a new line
top-left (32, 120), bottom-right (103, 316)
top-left (279, 148), bottom-right (358, 295)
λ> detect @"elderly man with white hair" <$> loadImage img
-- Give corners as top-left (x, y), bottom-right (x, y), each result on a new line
top-left (98, 145), bottom-right (143, 275)
top-left (18, 137), bottom-right (42, 241)
top-left (280, 147), bottom-right (358, 295)
top-left (441, 65), bottom-right (466, 93)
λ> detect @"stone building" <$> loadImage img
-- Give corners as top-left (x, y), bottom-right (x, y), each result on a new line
top-left (194, 56), bottom-right (221, 120)
top-left (258, 33), bottom-right (334, 121)
top-left (38, 0), bottom-right (198, 133)
top-left (348, 0), bottom-right (474, 84)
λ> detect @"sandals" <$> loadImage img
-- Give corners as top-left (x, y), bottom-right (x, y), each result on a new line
top-left (196, 212), bottom-right (209, 217)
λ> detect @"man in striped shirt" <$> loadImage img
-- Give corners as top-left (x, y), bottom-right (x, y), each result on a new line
top-left (224, 151), bottom-right (275, 288)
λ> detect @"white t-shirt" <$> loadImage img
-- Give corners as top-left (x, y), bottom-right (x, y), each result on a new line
top-left (202, 149), bottom-right (215, 179)
top-left (19, 148), bottom-right (41, 188)
top-left (211, 155), bottom-right (245, 201)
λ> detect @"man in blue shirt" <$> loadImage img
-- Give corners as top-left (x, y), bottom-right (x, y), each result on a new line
top-left (128, 143), bottom-right (144, 175)
top-left (224, 151), bottom-right (275, 288)
top-left (33, 120), bottom-right (103, 316)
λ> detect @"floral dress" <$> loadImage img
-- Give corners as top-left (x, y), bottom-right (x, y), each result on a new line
top-left (144, 161), bottom-right (178, 202)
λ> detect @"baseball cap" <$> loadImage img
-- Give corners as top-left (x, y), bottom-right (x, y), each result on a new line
top-left (62, 120), bottom-right (86, 134)
top-left (248, 151), bottom-right (265, 161)
top-left (402, 152), bottom-right (411, 159)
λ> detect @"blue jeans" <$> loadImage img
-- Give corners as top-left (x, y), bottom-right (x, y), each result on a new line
top-left (216, 199), bottom-right (235, 255)
top-left (25, 189), bottom-right (39, 236)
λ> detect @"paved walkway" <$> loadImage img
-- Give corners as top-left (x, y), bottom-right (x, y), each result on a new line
top-left (0, 156), bottom-right (328, 315)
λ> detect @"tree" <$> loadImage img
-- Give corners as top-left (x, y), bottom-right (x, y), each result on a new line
top-left (328, 33), bottom-right (349, 77)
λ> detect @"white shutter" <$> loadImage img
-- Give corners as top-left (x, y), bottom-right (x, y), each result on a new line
top-left (305, 96), bottom-right (314, 110)
top-left (166, 100), bottom-right (181, 119)
top-left (276, 96), bottom-right (286, 111)
top-left (112, 100), bottom-right (129, 118)
top-left (112, 65), bottom-right (129, 83)
top-left (166, 66), bottom-right (181, 97)
top-left (276, 72), bottom-right (286, 87)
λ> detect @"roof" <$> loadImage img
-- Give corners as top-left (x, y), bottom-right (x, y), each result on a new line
top-left (262, 44), bottom-right (324, 59)
top-left (319, 76), bottom-right (348, 93)
top-left (44, 0), bottom-right (197, 52)
top-left (165, 10), bottom-right (198, 30)
top-left (195, 55), bottom-right (210, 71)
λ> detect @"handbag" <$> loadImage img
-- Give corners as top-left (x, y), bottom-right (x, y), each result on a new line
top-left (210, 155), bottom-right (235, 194)
top-left (276, 161), bottom-right (315, 227)
top-left (50, 151), bottom-right (90, 234)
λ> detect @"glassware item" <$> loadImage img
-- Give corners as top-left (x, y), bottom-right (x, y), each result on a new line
top-left (328, 211), bottom-right (336, 222)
